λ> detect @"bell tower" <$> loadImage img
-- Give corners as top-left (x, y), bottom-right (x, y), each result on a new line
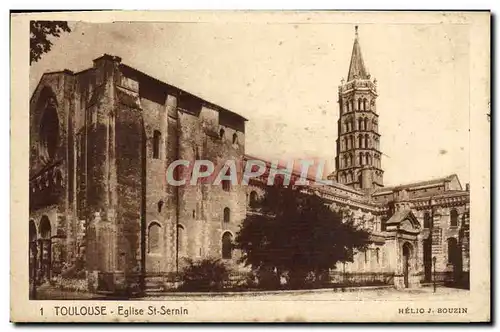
top-left (335, 26), bottom-right (384, 190)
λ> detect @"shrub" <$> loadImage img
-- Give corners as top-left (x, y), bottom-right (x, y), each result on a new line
top-left (178, 258), bottom-right (230, 292)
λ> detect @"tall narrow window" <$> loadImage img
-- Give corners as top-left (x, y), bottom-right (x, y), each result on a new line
top-left (365, 134), bottom-right (369, 148)
top-left (177, 224), bottom-right (186, 256)
top-left (219, 128), bottom-right (225, 139)
top-left (148, 222), bottom-right (161, 254)
top-left (364, 118), bottom-right (368, 131)
top-left (222, 168), bottom-right (231, 192)
top-left (376, 248), bottom-right (380, 264)
top-left (358, 118), bottom-right (363, 130)
top-left (358, 99), bottom-right (362, 111)
top-left (358, 135), bottom-right (363, 148)
top-left (363, 98), bottom-right (367, 111)
top-left (222, 232), bottom-right (233, 259)
top-left (360, 152), bottom-right (364, 166)
top-left (450, 209), bottom-right (458, 227)
top-left (223, 207), bottom-right (230, 223)
top-left (232, 133), bottom-right (238, 145)
top-left (153, 130), bottom-right (161, 159)
top-left (249, 191), bottom-right (258, 208)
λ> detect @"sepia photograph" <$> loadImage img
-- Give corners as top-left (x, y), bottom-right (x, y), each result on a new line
top-left (11, 10), bottom-right (490, 322)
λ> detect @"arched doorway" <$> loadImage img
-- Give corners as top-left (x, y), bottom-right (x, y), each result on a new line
top-left (447, 237), bottom-right (462, 284)
top-left (29, 220), bottom-right (37, 281)
top-left (423, 238), bottom-right (432, 282)
top-left (402, 243), bottom-right (413, 288)
top-left (39, 216), bottom-right (52, 282)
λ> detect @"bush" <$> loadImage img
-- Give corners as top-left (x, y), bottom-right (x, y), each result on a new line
top-left (51, 276), bottom-right (88, 292)
top-left (178, 258), bottom-right (230, 292)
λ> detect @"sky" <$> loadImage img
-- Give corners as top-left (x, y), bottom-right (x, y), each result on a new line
top-left (29, 21), bottom-right (471, 187)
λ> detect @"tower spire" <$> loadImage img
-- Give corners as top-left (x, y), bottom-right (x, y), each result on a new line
top-left (347, 25), bottom-right (370, 81)
top-left (333, 25), bottom-right (383, 190)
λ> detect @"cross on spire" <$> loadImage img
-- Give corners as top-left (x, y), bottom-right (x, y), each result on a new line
top-left (347, 25), bottom-right (370, 81)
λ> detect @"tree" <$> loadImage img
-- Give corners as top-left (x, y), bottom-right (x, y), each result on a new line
top-left (235, 185), bottom-right (371, 289)
top-left (30, 21), bottom-right (71, 65)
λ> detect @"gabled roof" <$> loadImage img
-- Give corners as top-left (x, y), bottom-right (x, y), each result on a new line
top-left (385, 209), bottom-right (421, 234)
top-left (347, 26), bottom-right (370, 81)
top-left (386, 209), bottom-right (414, 225)
top-left (372, 174), bottom-right (460, 196)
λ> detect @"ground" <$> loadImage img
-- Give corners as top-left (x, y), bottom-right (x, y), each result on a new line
top-left (34, 285), bottom-right (468, 301)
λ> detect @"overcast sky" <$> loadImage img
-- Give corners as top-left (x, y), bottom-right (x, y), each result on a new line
top-left (30, 21), bottom-right (470, 187)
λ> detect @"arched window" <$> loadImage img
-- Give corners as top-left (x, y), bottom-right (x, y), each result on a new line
top-left (342, 138), bottom-right (346, 151)
top-left (450, 209), bottom-right (458, 227)
top-left (366, 153), bottom-right (372, 165)
top-left (232, 133), bottom-right (238, 145)
top-left (223, 207), bottom-right (230, 223)
top-left (157, 200), bottom-right (164, 213)
top-left (346, 101), bottom-right (350, 113)
top-left (29, 220), bottom-right (37, 243)
top-left (364, 118), bottom-right (368, 130)
top-left (341, 172), bottom-right (347, 183)
top-left (177, 225), bottom-right (186, 256)
top-left (363, 98), bottom-right (367, 111)
top-left (342, 155), bottom-right (347, 168)
top-left (358, 135), bottom-right (363, 148)
top-left (423, 212), bottom-right (431, 228)
top-left (344, 121), bottom-right (349, 133)
top-left (349, 135), bottom-right (354, 150)
top-left (358, 118), bottom-right (363, 131)
top-left (249, 191), bottom-right (258, 208)
top-left (350, 100), bottom-right (354, 113)
top-left (40, 215), bottom-right (51, 240)
top-left (39, 102), bottom-right (60, 161)
top-left (153, 130), bottom-right (161, 159)
top-left (358, 99), bottom-right (362, 111)
top-left (365, 134), bottom-right (369, 148)
top-left (447, 237), bottom-right (459, 264)
top-left (359, 152), bottom-right (364, 166)
top-left (148, 222), bottom-right (161, 254)
top-left (219, 128), bottom-right (225, 139)
top-left (347, 171), bottom-right (353, 183)
top-left (222, 232), bottom-right (233, 259)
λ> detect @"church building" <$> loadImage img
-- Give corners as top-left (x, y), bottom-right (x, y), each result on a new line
top-left (29, 27), bottom-right (469, 293)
